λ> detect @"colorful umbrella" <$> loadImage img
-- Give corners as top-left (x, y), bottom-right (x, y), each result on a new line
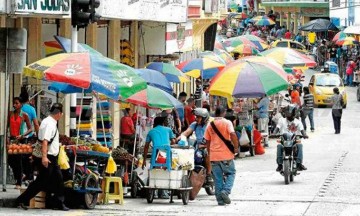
top-left (261, 47), bottom-right (317, 68)
top-left (231, 44), bottom-right (260, 56)
top-left (125, 85), bottom-right (183, 109)
top-left (135, 68), bottom-right (173, 94)
top-left (44, 36), bottom-right (103, 57)
top-left (250, 15), bottom-right (270, 22)
top-left (146, 62), bottom-right (189, 83)
top-left (209, 56), bottom-right (289, 98)
top-left (332, 31), bottom-right (347, 42)
top-left (25, 53), bottom-right (147, 100)
top-left (221, 37), bottom-right (257, 52)
top-left (177, 58), bottom-right (225, 79)
top-left (242, 35), bottom-right (269, 51)
top-left (199, 51), bottom-right (226, 64)
top-left (255, 18), bottom-right (275, 26)
top-left (214, 40), bottom-right (225, 50)
top-left (214, 48), bottom-right (234, 63)
top-left (335, 36), bottom-right (358, 46)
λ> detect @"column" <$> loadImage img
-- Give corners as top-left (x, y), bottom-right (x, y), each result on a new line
top-left (108, 20), bottom-right (121, 148)
top-left (0, 16), bottom-right (5, 27)
top-left (12, 18), bottom-right (24, 100)
top-left (286, 12), bottom-right (291, 30)
top-left (85, 23), bottom-right (98, 140)
top-left (58, 19), bottom-right (72, 136)
top-left (279, 11), bottom-right (283, 27)
top-left (130, 21), bottom-right (139, 68)
top-left (293, 12), bottom-right (299, 36)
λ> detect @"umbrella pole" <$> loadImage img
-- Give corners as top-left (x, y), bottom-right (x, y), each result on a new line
top-left (72, 88), bottom-right (84, 183)
top-left (96, 93), bottom-right (107, 147)
top-left (130, 106), bottom-right (140, 182)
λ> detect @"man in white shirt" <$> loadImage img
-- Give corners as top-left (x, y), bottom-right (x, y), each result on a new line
top-left (16, 103), bottom-right (69, 211)
top-left (274, 105), bottom-right (308, 172)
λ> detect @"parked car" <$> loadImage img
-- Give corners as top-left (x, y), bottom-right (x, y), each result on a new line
top-left (271, 39), bottom-right (308, 54)
top-left (309, 73), bottom-right (347, 108)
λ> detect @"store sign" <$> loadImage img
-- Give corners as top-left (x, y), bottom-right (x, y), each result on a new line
top-left (166, 22), bottom-right (193, 54)
top-left (98, 0), bottom-right (188, 23)
top-left (300, 8), bottom-right (329, 17)
top-left (12, 0), bottom-right (71, 15)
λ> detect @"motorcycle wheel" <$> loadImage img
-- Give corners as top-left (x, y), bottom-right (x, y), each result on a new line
top-left (205, 184), bottom-right (215, 195)
top-left (283, 160), bottom-right (290, 185)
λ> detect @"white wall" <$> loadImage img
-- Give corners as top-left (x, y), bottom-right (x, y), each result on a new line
top-left (330, 4), bottom-right (360, 26)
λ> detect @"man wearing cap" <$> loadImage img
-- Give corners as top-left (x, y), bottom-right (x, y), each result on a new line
top-left (16, 103), bottom-right (69, 211)
top-left (204, 106), bottom-right (239, 205)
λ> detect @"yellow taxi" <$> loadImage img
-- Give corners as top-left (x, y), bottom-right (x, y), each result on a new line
top-left (309, 73), bottom-right (347, 108)
top-left (271, 39), bottom-right (308, 54)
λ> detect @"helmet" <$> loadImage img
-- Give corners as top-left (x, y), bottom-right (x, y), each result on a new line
top-left (193, 108), bottom-right (210, 125)
top-left (284, 104), bottom-right (298, 121)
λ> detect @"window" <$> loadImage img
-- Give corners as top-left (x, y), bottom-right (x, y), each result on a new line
top-left (276, 41), bottom-right (288, 48)
top-left (315, 75), bottom-right (341, 87)
top-left (332, 0), bottom-right (340, 7)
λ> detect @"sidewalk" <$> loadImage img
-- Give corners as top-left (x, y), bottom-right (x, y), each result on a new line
top-left (0, 185), bottom-right (19, 207)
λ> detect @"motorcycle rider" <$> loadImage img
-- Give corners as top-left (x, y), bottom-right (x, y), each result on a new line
top-left (274, 104), bottom-right (308, 172)
top-left (179, 108), bottom-right (213, 183)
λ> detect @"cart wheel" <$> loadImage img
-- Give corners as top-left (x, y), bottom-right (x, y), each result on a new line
top-left (181, 175), bottom-right (190, 205)
top-left (130, 181), bottom-right (138, 198)
top-left (82, 174), bottom-right (98, 209)
top-left (146, 189), bottom-right (154, 203)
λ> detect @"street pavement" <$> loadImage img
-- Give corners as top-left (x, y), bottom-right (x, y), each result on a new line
top-left (1, 69), bottom-right (360, 215)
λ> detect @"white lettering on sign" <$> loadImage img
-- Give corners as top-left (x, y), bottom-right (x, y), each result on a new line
top-left (92, 75), bottom-right (116, 93)
top-left (13, 0), bottom-right (70, 15)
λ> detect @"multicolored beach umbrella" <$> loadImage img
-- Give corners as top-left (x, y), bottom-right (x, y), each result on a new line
top-left (221, 37), bottom-right (257, 52)
top-left (209, 56), bottom-right (289, 98)
top-left (146, 62), bottom-right (189, 83)
top-left (332, 31), bottom-right (347, 42)
top-left (242, 35), bottom-right (269, 51)
top-left (231, 44), bottom-right (260, 56)
top-left (177, 58), bottom-right (225, 79)
top-left (261, 47), bottom-right (317, 68)
top-left (135, 68), bottom-right (173, 94)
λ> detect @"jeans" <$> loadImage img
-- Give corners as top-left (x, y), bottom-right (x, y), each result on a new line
top-left (276, 143), bottom-right (303, 164)
top-left (301, 109), bottom-right (314, 131)
top-left (211, 160), bottom-right (236, 205)
top-left (330, 58), bottom-right (337, 63)
top-left (346, 74), bottom-right (353, 86)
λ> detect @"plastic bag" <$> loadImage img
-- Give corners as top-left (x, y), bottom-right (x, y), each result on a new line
top-left (239, 128), bottom-right (250, 147)
top-left (57, 146), bottom-right (70, 170)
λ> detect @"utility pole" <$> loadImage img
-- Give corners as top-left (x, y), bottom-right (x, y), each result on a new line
top-left (70, 0), bottom-right (100, 136)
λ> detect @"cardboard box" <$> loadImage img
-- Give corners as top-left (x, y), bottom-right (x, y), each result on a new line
top-left (20, 189), bottom-right (46, 209)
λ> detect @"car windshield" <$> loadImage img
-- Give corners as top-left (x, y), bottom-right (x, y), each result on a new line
top-left (315, 75), bottom-right (342, 87)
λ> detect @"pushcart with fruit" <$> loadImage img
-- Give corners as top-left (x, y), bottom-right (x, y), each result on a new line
top-left (60, 135), bottom-right (110, 209)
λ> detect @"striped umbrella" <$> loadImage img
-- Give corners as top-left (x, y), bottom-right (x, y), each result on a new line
top-left (231, 44), bottom-right (260, 56)
top-left (336, 36), bottom-right (358, 46)
top-left (210, 56), bottom-right (289, 98)
top-left (146, 62), bottom-right (189, 83)
top-left (255, 18), bottom-right (275, 26)
top-left (214, 48), bottom-right (234, 64)
top-left (332, 31), bottom-right (347, 42)
top-left (199, 51), bottom-right (227, 64)
top-left (242, 35), bottom-right (269, 51)
top-left (177, 58), bottom-right (225, 79)
top-left (261, 47), bottom-right (317, 68)
top-left (222, 37), bottom-right (257, 52)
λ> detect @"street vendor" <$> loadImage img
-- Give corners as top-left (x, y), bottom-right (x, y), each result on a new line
top-left (142, 116), bottom-right (176, 169)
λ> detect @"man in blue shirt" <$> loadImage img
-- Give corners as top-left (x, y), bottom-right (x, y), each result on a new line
top-left (20, 91), bottom-right (39, 139)
top-left (256, 95), bottom-right (270, 147)
top-left (142, 116), bottom-right (175, 168)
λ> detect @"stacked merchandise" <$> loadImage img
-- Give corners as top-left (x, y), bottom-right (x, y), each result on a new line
top-left (120, 39), bottom-right (135, 67)
top-left (76, 97), bottom-right (93, 137)
top-left (96, 100), bottom-right (112, 148)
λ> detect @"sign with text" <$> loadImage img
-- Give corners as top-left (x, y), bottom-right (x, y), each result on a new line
top-left (98, 0), bottom-right (188, 23)
top-left (166, 22), bottom-right (193, 54)
top-left (11, 0), bottom-right (71, 16)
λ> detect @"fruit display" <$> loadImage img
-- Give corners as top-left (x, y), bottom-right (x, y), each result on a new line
top-left (59, 135), bottom-right (76, 146)
top-left (77, 145), bottom-right (91, 151)
top-left (92, 144), bottom-right (110, 153)
top-left (7, 144), bottom-right (33, 154)
top-left (112, 146), bottom-right (134, 161)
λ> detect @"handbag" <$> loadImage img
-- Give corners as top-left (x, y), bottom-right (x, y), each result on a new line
top-left (210, 121), bottom-right (235, 154)
top-left (32, 130), bottom-right (58, 158)
top-left (239, 127), bottom-right (250, 147)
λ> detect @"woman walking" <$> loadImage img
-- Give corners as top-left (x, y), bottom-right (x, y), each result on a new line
top-left (330, 87), bottom-right (343, 134)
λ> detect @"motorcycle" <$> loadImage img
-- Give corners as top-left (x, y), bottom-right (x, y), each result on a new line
top-left (270, 133), bottom-right (302, 185)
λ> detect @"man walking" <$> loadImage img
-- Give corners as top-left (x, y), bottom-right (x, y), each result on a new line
top-left (16, 103), bottom-right (69, 211)
top-left (256, 95), bottom-right (270, 147)
top-left (204, 106), bottom-right (239, 205)
top-left (301, 87), bottom-right (315, 132)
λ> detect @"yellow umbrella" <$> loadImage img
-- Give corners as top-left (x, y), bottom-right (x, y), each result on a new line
top-left (336, 36), bottom-right (357, 46)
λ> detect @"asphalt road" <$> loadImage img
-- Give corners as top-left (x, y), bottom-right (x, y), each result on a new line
top-left (1, 69), bottom-right (360, 216)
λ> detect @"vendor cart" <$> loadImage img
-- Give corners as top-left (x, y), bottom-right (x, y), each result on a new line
top-left (236, 100), bottom-right (255, 156)
top-left (65, 148), bottom-right (109, 209)
top-left (144, 146), bottom-right (193, 205)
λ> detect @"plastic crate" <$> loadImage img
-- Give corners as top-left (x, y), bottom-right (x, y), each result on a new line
top-left (149, 169), bottom-right (186, 189)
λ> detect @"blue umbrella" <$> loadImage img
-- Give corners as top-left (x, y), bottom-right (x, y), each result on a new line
top-left (135, 69), bottom-right (173, 94)
top-left (54, 35), bottom-right (103, 56)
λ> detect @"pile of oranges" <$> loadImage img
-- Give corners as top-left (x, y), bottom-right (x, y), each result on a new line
top-left (7, 144), bottom-right (33, 154)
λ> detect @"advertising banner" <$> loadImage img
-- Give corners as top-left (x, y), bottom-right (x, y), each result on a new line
top-left (11, 0), bottom-right (71, 16)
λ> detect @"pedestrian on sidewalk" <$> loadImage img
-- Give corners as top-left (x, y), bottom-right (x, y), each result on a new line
top-left (301, 87), bottom-right (315, 132)
top-left (255, 95), bottom-right (270, 147)
top-left (7, 97), bottom-right (32, 190)
top-left (15, 103), bottom-right (69, 211)
top-left (204, 106), bottom-right (239, 205)
top-left (331, 87), bottom-right (343, 134)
